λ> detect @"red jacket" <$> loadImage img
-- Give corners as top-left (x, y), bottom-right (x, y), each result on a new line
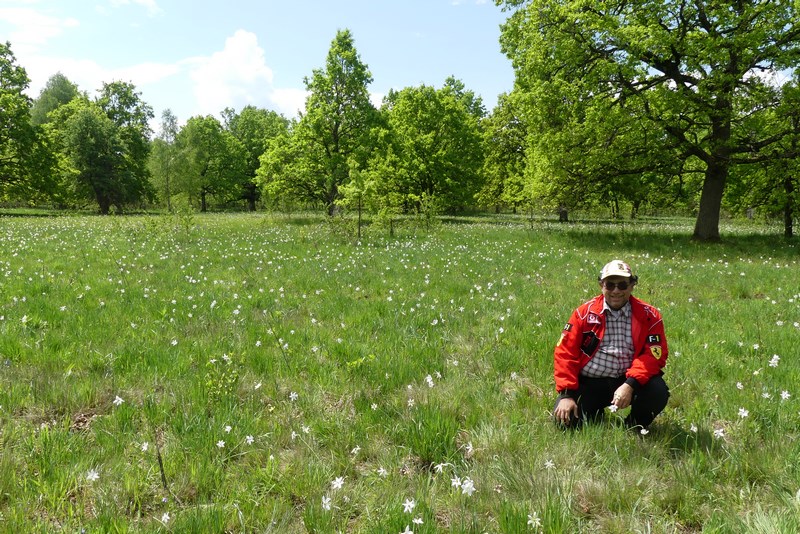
top-left (554, 295), bottom-right (668, 393)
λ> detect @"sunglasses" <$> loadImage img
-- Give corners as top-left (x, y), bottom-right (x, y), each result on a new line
top-left (602, 280), bottom-right (632, 291)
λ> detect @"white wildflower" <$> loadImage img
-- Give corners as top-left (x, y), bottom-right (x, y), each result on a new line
top-left (461, 477), bottom-right (476, 496)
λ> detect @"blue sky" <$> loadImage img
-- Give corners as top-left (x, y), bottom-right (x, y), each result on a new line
top-left (1, 0), bottom-right (516, 131)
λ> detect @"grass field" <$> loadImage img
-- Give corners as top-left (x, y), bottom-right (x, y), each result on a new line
top-left (0, 213), bottom-right (798, 533)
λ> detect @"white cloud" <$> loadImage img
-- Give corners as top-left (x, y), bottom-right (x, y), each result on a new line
top-left (113, 62), bottom-right (181, 86)
top-left (6, 6), bottom-right (305, 122)
top-left (21, 53), bottom-right (180, 101)
top-left (747, 67), bottom-right (792, 88)
top-left (270, 87), bottom-right (308, 118)
top-left (109, 0), bottom-right (162, 17)
top-left (0, 7), bottom-right (79, 55)
top-left (370, 91), bottom-right (385, 109)
top-left (188, 30), bottom-right (276, 117)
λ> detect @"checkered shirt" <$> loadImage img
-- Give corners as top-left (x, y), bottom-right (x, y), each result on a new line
top-left (580, 300), bottom-right (634, 378)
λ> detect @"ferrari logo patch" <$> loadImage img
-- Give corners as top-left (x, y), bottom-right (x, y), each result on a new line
top-left (650, 346), bottom-right (663, 359)
top-left (557, 333), bottom-right (566, 347)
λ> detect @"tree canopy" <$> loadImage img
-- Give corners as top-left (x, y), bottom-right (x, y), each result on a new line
top-left (1, 42), bottom-right (35, 195)
top-left (174, 115), bottom-right (247, 212)
top-left (0, 42), bottom-right (59, 202)
top-left (45, 81), bottom-right (155, 213)
top-left (30, 72), bottom-right (80, 126)
top-left (379, 83), bottom-right (485, 212)
top-left (499, 0), bottom-right (800, 240)
top-left (148, 109), bottom-right (180, 210)
top-left (224, 105), bottom-right (289, 211)
top-left (258, 29), bottom-right (379, 214)
top-left (2, 19), bottom-right (799, 234)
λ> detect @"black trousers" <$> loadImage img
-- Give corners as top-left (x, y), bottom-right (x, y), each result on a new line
top-left (557, 374), bottom-right (670, 429)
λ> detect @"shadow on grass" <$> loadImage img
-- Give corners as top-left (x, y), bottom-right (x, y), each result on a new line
top-left (648, 421), bottom-right (719, 456)
top-left (534, 224), bottom-right (797, 260)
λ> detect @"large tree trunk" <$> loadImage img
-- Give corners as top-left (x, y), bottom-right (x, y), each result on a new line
top-left (785, 173), bottom-right (795, 238)
top-left (630, 200), bottom-right (640, 220)
top-left (693, 161), bottom-right (727, 241)
top-left (96, 192), bottom-right (111, 215)
top-left (786, 130), bottom-right (797, 239)
top-left (326, 182), bottom-right (339, 216)
top-left (357, 195), bottom-right (362, 241)
top-left (693, 90), bottom-right (734, 241)
top-left (243, 182), bottom-right (258, 212)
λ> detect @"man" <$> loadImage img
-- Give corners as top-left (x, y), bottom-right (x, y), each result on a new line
top-left (553, 260), bottom-right (670, 429)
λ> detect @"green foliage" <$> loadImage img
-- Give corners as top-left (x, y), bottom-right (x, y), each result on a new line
top-left (499, 0), bottom-right (800, 240)
top-left (257, 29), bottom-right (379, 215)
top-left (55, 98), bottom-right (128, 213)
top-left (204, 354), bottom-right (241, 405)
top-left (173, 115), bottom-right (248, 211)
top-left (97, 80), bottom-right (155, 206)
top-left (147, 109), bottom-right (180, 210)
top-left (0, 41), bottom-right (58, 203)
top-left (44, 81), bottom-right (155, 213)
top-left (0, 42), bottom-right (33, 182)
top-left (723, 83), bottom-right (800, 236)
top-left (478, 92), bottom-right (527, 213)
top-left (379, 83), bottom-right (485, 212)
top-left (30, 72), bottom-right (80, 126)
top-left (173, 204), bottom-right (196, 238)
top-left (410, 191), bottom-right (443, 232)
top-left (223, 105), bottom-right (290, 211)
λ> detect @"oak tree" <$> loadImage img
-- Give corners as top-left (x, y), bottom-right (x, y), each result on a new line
top-left (0, 42), bottom-right (58, 203)
top-left (259, 29), bottom-right (378, 215)
top-left (379, 83), bottom-right (484, 212)
top-left (499, 0), bottom-right (800, 239)
top-left (30, 72), bottom-right (80, 126)
top-left (223, 105), bottom-right (289, 211)
top-left (174, 115), bottom-right (247, 212)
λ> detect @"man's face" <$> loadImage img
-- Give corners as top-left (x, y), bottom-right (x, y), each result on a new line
top-left (600, 276), bottom-right (634, 310)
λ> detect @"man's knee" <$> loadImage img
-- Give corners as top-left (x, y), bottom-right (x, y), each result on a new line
top-left (641, 375), bottom-right (670, 407)
top-left (629, 376), bottom-right (669, 426)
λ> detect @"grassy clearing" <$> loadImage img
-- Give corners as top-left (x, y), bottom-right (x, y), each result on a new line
top-left (0, 213), bottom-right (798, 532)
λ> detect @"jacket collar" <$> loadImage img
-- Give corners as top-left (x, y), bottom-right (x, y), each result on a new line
top-left (590, 294), bottom-right (639, 315)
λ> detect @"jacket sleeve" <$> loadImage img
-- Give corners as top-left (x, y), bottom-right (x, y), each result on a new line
top-left (627, 308), bottom-right (668, 385)
top-left (553, 308), bottom-right (584, 393)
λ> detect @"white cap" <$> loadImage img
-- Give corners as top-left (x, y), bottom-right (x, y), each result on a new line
top-left (599, 260), bottom-right (633, 280)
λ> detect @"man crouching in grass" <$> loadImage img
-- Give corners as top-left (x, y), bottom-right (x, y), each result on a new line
top-left (553, 260), bottom-right (670, 430)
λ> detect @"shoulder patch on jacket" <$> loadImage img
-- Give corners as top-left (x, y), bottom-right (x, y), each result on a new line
top-left (650, 346), bottom-right (663, 359)
top-left (647, 334), bottom-right (661, 344)
top-left (563, 323), bottom-right (573, 332)
top-left (643, 305), bottom-right (659, 319)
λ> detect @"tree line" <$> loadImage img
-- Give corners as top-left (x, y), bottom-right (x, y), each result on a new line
top-left (2, 1), bottom-right (799, 240)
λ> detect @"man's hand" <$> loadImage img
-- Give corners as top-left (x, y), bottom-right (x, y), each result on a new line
top-left (554, 397), bottom-right (579, 425)
top-left (612, 383), bottom-right (634, 409)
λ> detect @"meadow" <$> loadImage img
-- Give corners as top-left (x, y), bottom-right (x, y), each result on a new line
top-left (0, 212), bottom-right (798, 533)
